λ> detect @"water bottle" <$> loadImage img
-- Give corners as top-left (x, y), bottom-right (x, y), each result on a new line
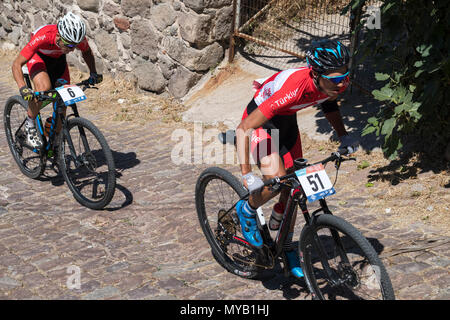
top-left (269, 202), bottom-right (284, 230)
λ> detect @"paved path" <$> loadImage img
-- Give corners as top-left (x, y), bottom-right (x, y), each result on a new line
top-left (0, 78), bottom-right (449, 300)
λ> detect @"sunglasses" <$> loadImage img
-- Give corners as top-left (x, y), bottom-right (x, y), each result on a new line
top-left (60, 37), bottom-right (77, 48)
top-left (321, 71), bottom-right (349, 84)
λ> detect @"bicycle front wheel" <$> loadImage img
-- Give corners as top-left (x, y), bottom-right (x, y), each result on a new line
top-left (195, 167), bottom-right (261, 279)
top-left (3, 96), bottom-right (45, 179)
top-left (299, 214), bottom-right (395, 300)
top-left (59, 117), bottom-right (116, 209)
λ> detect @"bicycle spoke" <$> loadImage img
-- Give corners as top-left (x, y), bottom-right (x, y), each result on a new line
top-left (306, 226), bottom-right (384, 300)
top-left (61, 124), bottom-right (110, 202)
top-left (5, 99), bottom-right (44, 177)
top-left (201, 174), bottom-right (259, 271)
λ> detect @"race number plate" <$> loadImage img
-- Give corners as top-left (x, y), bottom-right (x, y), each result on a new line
top-left (56, 85), bottom-right (86, 106)
top-left (295, 164), bottom-right (336, 202)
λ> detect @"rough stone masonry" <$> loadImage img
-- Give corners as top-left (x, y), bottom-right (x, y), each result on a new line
top-left (0, 0), bottom-right (233, 98)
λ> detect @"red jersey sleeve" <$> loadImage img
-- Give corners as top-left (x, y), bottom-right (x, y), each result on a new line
top-left (20, 34), bottom-right (48, 61)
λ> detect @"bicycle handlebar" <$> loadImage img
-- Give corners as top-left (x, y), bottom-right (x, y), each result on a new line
top-left (32, 79), bottom-right (98, 102)
top-left (261, 149), bottom-right (355, 189)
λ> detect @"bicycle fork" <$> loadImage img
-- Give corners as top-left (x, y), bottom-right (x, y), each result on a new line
top-left (60, 105), bottom-right (92, 169)
top-left (304, 199), bottom-right (352, 288)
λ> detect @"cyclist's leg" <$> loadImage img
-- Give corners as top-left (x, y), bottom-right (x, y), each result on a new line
top-left (24, 57), bottom-right (51, 148)
top-left (281, 133), bottom-right (304, 277)
top-left (247, 128), bottom-right (286, 208)
top-left (27, 55), bottom-right (51, 118)
top-left (235, 128), bottom-right (284, 248)
top-left (278, 132), bottom-right (303, 233)
top-left (39, 54), bottom-right (70, 133)
top-left (254, 130), bottom-right (304, 277)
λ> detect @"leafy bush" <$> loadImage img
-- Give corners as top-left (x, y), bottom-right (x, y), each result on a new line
top-left (344, 0), bottom-right (449, 160)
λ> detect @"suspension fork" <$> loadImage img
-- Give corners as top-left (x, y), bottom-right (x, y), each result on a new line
top-left (319, 199), bottom-right (351, 266)
top-left (71, 104), bottom-right (92, 154)
top-left (60, 111), bottom-right (80, 166)
top-left (306, 199), bottom-right (351, 286)
top-left (301, 196), bottom-right (340, 282)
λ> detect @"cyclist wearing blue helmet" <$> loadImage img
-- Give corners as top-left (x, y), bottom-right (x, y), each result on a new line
top-left (235, 39), bottom-right (359, 278)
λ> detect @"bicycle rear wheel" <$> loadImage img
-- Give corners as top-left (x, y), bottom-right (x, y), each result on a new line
top-left (195, 167), bottom-right (261, 279)
top-left (299, 214), bottom-right (395, 300)
top-left (59, 117), bottom-right (116, 209)
top-left (3, 96), bottom-right (45, 179)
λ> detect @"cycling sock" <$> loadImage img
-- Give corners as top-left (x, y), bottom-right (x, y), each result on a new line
top-left (242, 200), bottom-right (257, 216)
top-left (26, 115), bottom-right (35, 127)
top-left (283, 232), bottom-right (294, 251)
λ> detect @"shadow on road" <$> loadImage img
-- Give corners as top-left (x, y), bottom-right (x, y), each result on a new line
top-left (112, 149), bottom-right (140, 177)
top-left (259, 236), bottom-right (385, 300)
top-left (34, 149), bottom-right (140, 210)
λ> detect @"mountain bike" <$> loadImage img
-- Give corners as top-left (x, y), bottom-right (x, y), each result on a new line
top-left (195, 137), bottom-right (395, 300)
top-left (3, 72), bottom-right (116, 210)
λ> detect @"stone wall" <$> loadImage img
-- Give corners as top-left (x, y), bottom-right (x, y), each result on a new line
top-left (0, 0), bottom-right (233, 98)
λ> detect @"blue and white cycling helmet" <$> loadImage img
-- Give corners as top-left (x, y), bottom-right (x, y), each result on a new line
top-left (57, 12), bottom-right (86, 44)
top-left (306, 39), bottom-right (350, 74)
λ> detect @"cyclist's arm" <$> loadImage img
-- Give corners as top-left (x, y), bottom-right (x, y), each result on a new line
top-left (322, 97), bottom-right (348, 137)
top-left (81, 47), bottom-right (97, 74)
top-left (236, 108), bottom-right (268, 176)
top-left (11, 54), bottom-right (28, 90)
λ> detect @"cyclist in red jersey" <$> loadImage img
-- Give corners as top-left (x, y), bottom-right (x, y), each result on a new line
top-left (11, 12), bottom-right (102, 148)
top-left (235, 39), bottom-right (359, 278)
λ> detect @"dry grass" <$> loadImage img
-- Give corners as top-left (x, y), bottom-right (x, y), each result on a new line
top-left (70, 69), bottom-right (188, 126)
top-left (300, 132), bottom-right (450, 236)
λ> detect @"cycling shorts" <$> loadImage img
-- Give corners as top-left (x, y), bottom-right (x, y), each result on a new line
top-left (27, 52), bottom-right (70, 88)
top-left (242, 99), bottom-right (303, 170)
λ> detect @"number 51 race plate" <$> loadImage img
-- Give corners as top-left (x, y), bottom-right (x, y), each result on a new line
top-left (295, 164), bottom-right (336, 202)
top-left (56, 85), bottom-right (86, 106)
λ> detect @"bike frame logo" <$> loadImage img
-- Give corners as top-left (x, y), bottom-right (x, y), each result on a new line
top-left (364, 6), bottom-right (381, 30)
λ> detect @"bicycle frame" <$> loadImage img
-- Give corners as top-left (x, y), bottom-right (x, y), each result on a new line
top-left (31, 88), bottom-right (93, 169)
top-left (227, 154), bottom-right (354, 275)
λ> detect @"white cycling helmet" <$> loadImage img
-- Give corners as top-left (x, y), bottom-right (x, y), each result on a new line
top-left (57, 12), bottom-right (86, 44)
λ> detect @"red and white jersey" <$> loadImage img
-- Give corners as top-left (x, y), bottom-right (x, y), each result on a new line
top-left (251, 67), bottom-right (349, 120)
top-left (20, 24), bottom-right (90, 61)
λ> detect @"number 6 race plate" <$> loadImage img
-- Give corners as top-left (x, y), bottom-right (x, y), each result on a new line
top-left (56, 85), bottom-right (86, 106)
top-left (295, 164), bottom-right (336, 202)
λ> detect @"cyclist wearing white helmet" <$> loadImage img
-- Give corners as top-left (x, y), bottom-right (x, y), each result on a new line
top-left (11, 12), bottom-right (102, 149)
top-left (235, 39), bottom-right (359, 279)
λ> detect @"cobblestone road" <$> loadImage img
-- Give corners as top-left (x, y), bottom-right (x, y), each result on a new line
top-left (0, 80), bottom-right (448, 300)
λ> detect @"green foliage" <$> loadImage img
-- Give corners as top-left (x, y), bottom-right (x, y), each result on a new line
top-left (344, 0), bottom-right (450, 159)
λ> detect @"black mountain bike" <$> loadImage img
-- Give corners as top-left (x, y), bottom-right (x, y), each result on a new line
top-left (3, 74), bottom-right (116, 210)
top-left (195, 134), bottom-right (395, 300)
